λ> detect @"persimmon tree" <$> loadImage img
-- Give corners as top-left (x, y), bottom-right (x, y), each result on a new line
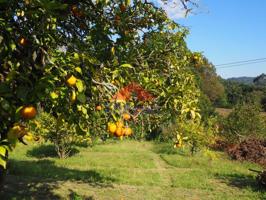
top-left (0, 0), bottom-right (202, 171)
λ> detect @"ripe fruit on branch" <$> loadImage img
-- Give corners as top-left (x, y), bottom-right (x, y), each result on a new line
top-left (122, 113), bottom-right (131, 121)
top-left (115, 127), bottom-right (124, 137)
top-left (108, 123), bottom-right (117, 134)
top-left (20, 106), bottom-right (37, 119)
top-left (116, 120), bottom-right (124, 128)
top-left (123, 127), bottom-right (132, 136)
top-left (96, 105), bottom-right (102, 111)
top-left (66, 75), bottom-right (77, 87)
top-left (19, 37), bottom-right (26, 46)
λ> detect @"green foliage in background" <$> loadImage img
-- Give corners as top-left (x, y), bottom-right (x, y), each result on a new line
top-left (221, 102), bottom-right (266, 142)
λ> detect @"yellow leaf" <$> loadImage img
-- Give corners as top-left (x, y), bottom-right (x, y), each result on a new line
top-left (23, 134), bottom-right (33, 142)
top-left (190, 110), bottom-right (196, 119)
top-left (120, 63), bottom-right (133, 68)
top-left (111, 47), bottom-right (115, 55)
top-left (196, 112), bottom-right (201, 119)
top-left (75, 67), bottom-right (82, 74)
top-left (76, 79), bottom-right (84, 92)
top-left (125, 0), bottom-right (130, 6)
top-left (74, 53), bottom-right (79, 60)
top-left (0, 158), bottom-right (7, 169)
top-left (0, 146), bottom-right (7, 157)
top-left (50, 92), bottom-right (59, 99)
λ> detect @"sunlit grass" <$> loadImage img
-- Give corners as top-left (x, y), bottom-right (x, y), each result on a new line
top-left (1, 141), bottom-right (265, 200)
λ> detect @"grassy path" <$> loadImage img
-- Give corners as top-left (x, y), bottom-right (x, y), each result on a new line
top-left (0, 141), bottom-right (265, 199)
top-left (150, 151), bottom-right (173, 186)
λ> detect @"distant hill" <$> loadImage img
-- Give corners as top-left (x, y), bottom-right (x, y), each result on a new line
top-left (227, 76), bottom-right (254, 85)
top-left (254, 73), bottom-right (266, 86)
top-left (226, 74), bottom-right (266, 86)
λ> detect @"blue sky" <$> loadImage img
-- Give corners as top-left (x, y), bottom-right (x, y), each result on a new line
top-left (175, 0), bottom-right (266, 78)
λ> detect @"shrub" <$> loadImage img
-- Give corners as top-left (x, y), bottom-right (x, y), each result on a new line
top-left (198, 94), bottom-right (216, 123)
top-left (28, 112), bottom-right (90, 158)
top-left (163, 117), bottom-right (217, 155)
top-left (178, 120), bottom-right (207, 155)
top-left (222, 103), bottom-right (266, 143)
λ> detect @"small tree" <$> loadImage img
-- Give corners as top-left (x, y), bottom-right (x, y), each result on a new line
top-left (28, 112), bottom-right (90, 158)
top-left (222, 102), bottom-right (266, 142)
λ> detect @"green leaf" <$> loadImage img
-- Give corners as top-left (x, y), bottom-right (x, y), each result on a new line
top-left (111, 113), bottom-right (117, 121)
top-left (16, 106), bottom-right (24, 114)
top-left (10, 43), bottom-right (16, 51)
top-left (77, 93), bottom-right (86, 103)
top-left (17, 86), bottom-right (29, 100)
top-left (0, 0), bottom-right (8, 3)
top-left (76, 79), bottom-right (84, 92)
top-left (1, 99), bottom-right (10, 111)
top-left (0, 83), bottom-right (11, 94)
top-left (6, 27), bottom-right (12, 32)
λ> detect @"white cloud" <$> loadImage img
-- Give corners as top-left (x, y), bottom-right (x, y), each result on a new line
top-left (156, 0), bottom-right (188, 20)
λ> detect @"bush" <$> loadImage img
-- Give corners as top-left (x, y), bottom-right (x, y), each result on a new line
top-left (222, 103), bottom-right (266, 143)
top-left (198, 94), bottom-right (216, 122)
top-left (178, 120), bottom-right (207, 155)
top-left (28, 112), bottom-right (90, 158)
top-left (162, 117), bottom-right (217, 155)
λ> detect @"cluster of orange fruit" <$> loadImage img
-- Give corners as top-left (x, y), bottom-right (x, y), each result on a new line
top-left (107, 113), bottom-right (132, 138)
top-left (9, 74), bottom-right (79, 143)
top-left (107, 121), bottom-right (132, 138)
top-left (7, 105), bottom-right (38, 145)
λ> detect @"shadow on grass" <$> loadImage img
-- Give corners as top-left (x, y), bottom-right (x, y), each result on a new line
top-left (27, 144), bottom-right (79, 158)
top-left (0, 159), bottom-right (115, 199)
top-left (215, 173), bottom-right (266, 199)
top-left (0, 175), bottom-right (62, 199)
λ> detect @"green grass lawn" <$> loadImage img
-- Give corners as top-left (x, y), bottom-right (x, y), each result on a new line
top-left (0, 140), bottom-right (265, 200)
